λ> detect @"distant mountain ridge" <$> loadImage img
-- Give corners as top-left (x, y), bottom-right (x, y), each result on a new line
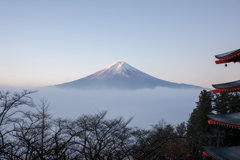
top-left (55, 62), bottom-right (202, 90)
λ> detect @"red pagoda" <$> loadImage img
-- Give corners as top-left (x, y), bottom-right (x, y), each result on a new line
top-left (202, 48), bottom-right (240, 159)
top-left (215, 48), bottom-right (240, 64)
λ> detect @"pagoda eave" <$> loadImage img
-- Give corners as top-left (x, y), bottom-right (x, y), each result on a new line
top-left (207, 113), bottom-right (240, 127)
top-left (212, 87), bottom-right (240, 93)
top-left (202, 146), bottom-right (240, 159)
top-left (215, 48), bottom-right (240, 64)
top-left (215, 59), bottom-right (240, 64)
top-left (208, 120), bottom-right (240, 129)
top-left (203, 151), bottom-right (210, 157)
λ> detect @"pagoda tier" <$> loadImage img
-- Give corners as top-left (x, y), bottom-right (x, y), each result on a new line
top-left (203, 48), bottom-right (240, 159)
top-left (202, 146), bottom-right (240, 160)
top-left (212, 80), bottom-right (240, 93)
top-left (207, 113), bottom-right (240, 128)
top-left (215, 48), bottom-right (240, 64)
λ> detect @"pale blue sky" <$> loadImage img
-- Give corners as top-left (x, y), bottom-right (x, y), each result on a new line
top-left (1, 0), bottom-right (240, 88)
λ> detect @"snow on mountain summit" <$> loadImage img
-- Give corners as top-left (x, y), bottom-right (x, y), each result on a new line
top-left (89, 61), bottom-right (153, 80)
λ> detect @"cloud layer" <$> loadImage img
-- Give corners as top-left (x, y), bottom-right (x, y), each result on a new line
top-left (17, 87), bottom-right (202, 129)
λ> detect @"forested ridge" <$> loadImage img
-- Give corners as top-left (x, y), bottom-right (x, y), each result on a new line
top-left (1, 89), bottom-right (240, 160)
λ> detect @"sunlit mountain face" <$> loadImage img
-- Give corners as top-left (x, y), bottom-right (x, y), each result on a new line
top-left (55, 62), bottom-right (202, 90)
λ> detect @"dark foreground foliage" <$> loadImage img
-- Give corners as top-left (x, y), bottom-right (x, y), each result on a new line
top-left (187, 90), bottom-right (240, 159)
top-left (1, 89), bottom-right (240, 160)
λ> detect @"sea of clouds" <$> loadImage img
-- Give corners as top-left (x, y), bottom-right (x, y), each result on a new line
top-left (0, 86), bottom-right (204, 129)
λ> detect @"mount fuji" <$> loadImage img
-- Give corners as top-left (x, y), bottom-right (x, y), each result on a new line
top-left (55, 62), bottom-right (202, 90)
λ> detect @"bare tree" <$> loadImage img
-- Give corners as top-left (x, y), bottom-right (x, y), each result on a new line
top-left (10, 99), bottom-right (52, 160)
top-left (131, 128), bottom-right (151, 159)
top-left (133, 120), bottom-right (190, 160)
top-left (9, 99), bottom-right (80, 160)
top-left (50, 118), bottom-right (77, 160)
top-left (70, 111), bottom-right (134, 160)
top-left (0, 90), bottom-right (36, 158)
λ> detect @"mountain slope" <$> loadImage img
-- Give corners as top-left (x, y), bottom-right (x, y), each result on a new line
top-left (55, 62), bottom-right (202, 90)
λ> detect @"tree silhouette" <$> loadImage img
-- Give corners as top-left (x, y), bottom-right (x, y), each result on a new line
top-left (0, 90), bottom-right (36, 159)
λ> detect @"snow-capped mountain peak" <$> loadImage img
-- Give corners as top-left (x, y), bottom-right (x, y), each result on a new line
top-left (55, 61), bottom-right (202, 90)
top-left (89, 61), bottom-right (151, 79)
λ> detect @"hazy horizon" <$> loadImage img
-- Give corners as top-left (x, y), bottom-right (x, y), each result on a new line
top-left (0, 86), bottom-right (204, 129)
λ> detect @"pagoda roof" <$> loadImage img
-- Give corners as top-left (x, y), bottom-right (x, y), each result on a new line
top-left (215, 48), bottom-right (240, 64)
top-left (207, 113), bottom-right (240, 127)
top-left (202, 146), bottom-right (240, 160)
top-left (212, 80), bottom-right (240, 93)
